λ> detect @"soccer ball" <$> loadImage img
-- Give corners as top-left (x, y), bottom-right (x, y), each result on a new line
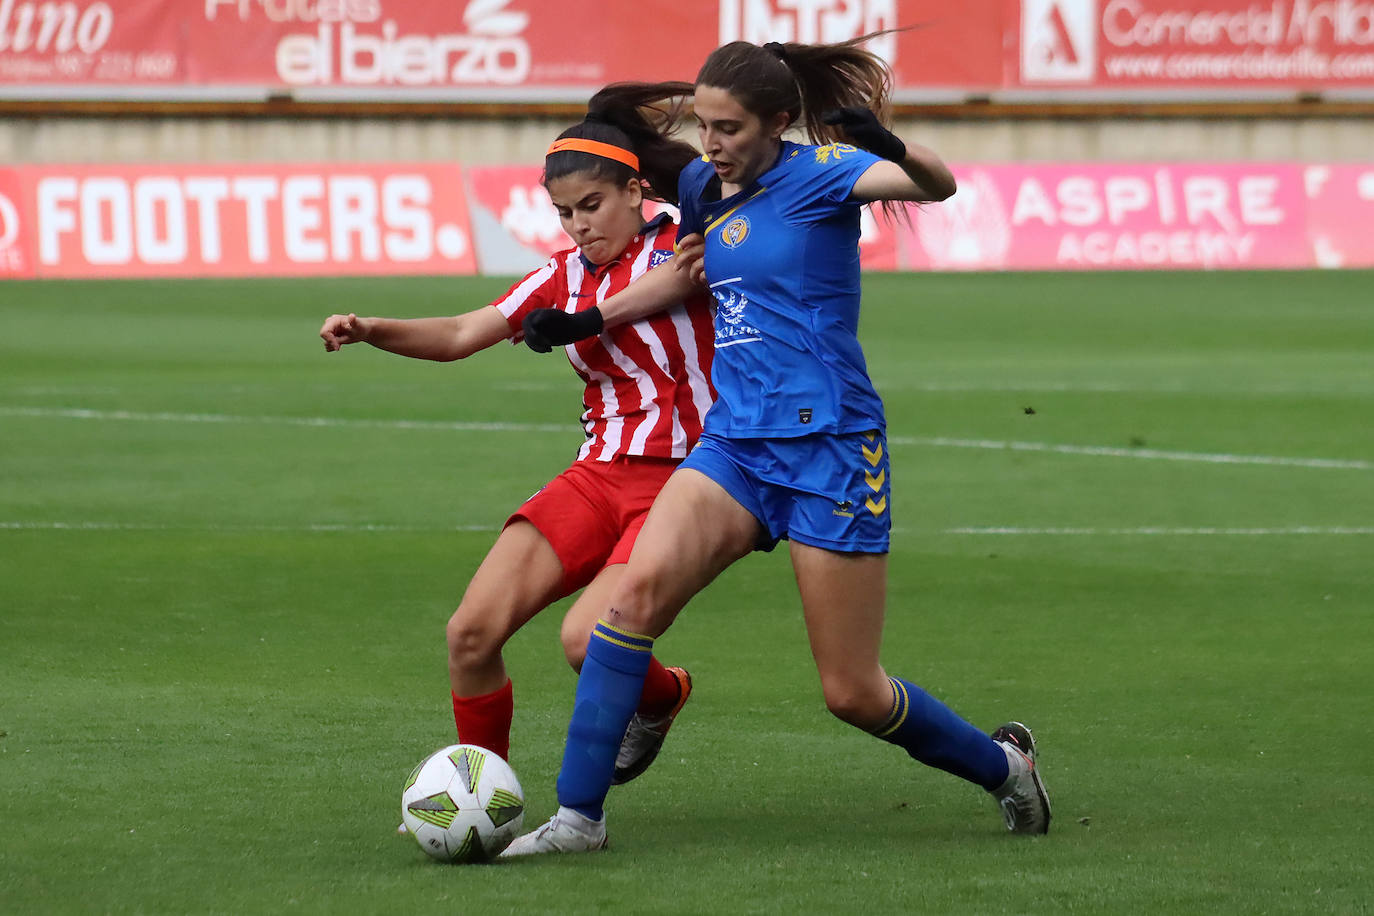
top-left (401, 744), bottom-right (525, 862)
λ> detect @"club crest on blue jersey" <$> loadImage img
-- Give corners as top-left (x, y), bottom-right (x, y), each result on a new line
top-left (814, 143), bottom-right (860, 164)
top-left (720, 216), bottom-right (751, 249)
top-left (648, 248), bottom-right (674, 268)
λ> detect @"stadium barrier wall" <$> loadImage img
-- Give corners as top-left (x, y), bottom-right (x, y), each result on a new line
top-left (5, 114), bottom-right (1374, 167)
top-left (2, 158), bottom-right (1371, 280)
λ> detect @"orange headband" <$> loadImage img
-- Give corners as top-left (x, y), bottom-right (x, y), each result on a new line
top-left (546, 138), bottom-right (640, 172)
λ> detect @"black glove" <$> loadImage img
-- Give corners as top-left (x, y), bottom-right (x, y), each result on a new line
top-left (821, 107), bottom-right (906, 163)
top-left (521, 306), bottom-right (604, 353)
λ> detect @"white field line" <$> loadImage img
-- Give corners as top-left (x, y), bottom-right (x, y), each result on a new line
top-left (880, 380), bottom-right (1374, 394)
top-left (891, 435), bottom-right (1373, 471)
top-left (0, 406), bottom-right (567, 434)
top-left (3, 521), bottom-right (1371, 537)
top-left (4, 405), bottom-right (1371, 471)
top-left (945, 526), bottom-right (1374, 535)
top-left (15, 381), bottom-right (1374, 396)
top-left (0, 521), bottom-right (501, 533)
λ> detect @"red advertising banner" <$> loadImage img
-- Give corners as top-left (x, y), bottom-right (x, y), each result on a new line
top-left (717, 0), bottom-right (1004, 93)
top-left (2, 158), bottom-right (1370, 278)
top-left (0, 167), bottom-right (34, 278)
top-left (1011, 0), bottom-right (1374, 90)
top-left (465, 163), bottom-right (899, 274)
top-left (0, 1), bottom-right (1000, 97)
top-left (467, 165), bottom-right (592, 266)
top-left (898, 162), bottom-right (1313, 271)
top-left (187, 0), bottom-right (1000, 95)
top-left (0, 0), bottom-right (181, 86)
top-left (465, 164), bottom-right (681, 274)
top-left (12, 161), bottom-right (476, 278)
top-left (184, 0), bottom-right (703, 93)
top-left (5, 1), bottom-right (1372, 97)
top-left (1304, 163), bottom-right (1374, 267)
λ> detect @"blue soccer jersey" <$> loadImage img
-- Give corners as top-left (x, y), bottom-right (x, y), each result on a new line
top-left (678, 140), bottom-right (886, 437)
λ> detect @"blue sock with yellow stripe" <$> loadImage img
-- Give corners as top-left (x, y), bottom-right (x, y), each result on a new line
top-left (872, 676), bottom-right (1009, 791)
top-left (555, 620), bottom-right (654, 821)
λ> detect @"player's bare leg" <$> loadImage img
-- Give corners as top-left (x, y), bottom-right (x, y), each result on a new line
top-left (441, 520), bottom-right (567, 770)
top-left (446, 520), bottom-right (567, 699)
top-left (559, 565), bottom-right (625, 670)
top-left (790, 542), bottom-right (1048, 834)
top-left (605, 468), bottom-right (761, 637)
top-left (789, 544), bottom-right (893, 729)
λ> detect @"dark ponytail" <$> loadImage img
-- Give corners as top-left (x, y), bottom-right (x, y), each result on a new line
top-left (695, 34), bottom-right (896, 146)
top-left (543, 81), bottom-right (698, 206)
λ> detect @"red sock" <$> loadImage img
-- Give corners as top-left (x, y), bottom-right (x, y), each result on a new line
top-left (636, 657), bottom-right (683, 718)
top-left (451, 680), bottom-right (513, 762)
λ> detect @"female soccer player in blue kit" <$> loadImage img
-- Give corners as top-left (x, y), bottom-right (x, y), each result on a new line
top-left (505, 37), bottom-right (1051, 856)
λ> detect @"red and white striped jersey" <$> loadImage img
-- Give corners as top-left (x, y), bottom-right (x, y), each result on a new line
top-left (493, 215), bottom-right (716, 462)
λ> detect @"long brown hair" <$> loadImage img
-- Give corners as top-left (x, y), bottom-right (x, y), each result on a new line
top-left (543, 81), bottom-right (698, 206)
top-left (695, 35), bottom-right (895, 144)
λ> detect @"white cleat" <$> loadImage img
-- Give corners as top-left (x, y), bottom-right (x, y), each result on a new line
top-left (990, 721), bottom-right (1052, 835)
top-left (396, 822), bottom-right (409, 837)
top-left (499, 806), bottom-right (608, 858)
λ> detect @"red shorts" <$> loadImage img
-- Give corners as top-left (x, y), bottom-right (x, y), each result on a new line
top-left (507, 455), bottom-right (680, 596)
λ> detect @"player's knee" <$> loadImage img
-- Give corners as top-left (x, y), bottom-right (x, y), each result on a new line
top-left (445, 605), bottom-right (504, 670)
top-left (559, 615), bottom-right (591, 671)
top-left (603, 570), bottom-right (666, 634)
top-left (820, 677), bottom-right (888, 730)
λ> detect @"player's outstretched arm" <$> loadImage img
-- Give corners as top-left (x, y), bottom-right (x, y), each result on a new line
top-left (320, 306), bottom-right (511, 361)
top-left (850, 145), bottom-right (956, 204)
top-left (600, 256), bottom-right (703, 327)
top-left (822, 107), bottom-right (956, 204)
top-left (521, 259), bottom-right (703, 352)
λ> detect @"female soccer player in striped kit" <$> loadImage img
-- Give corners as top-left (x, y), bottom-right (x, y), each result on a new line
top-left (505, 38), bottom-right (1051, 856)
top-left (319, 84), bottom-right (712, 786)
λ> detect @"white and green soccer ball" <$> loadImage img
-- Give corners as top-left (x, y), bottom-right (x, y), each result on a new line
top-left (401, 744), bottom-right (525, 862)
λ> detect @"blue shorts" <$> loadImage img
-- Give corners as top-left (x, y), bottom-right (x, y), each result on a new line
top-left (680, 430), bottom-right (891, 554)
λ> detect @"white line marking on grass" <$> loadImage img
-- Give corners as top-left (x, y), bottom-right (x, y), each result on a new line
top-left (892, 435), bottom-right (1373, 471)
top-left (5, 522), bottom-right (1370, 537)
top-left (946, 526), bottom-right (1374, 535)
top-left (0, 406), bottom-right (567, 434)
top-left (880, 380), bottom-right (1374, 395)
top-left (6, 406), bottom-right (1370, 471)
top-left (0, 521), bottom-right (502, 533)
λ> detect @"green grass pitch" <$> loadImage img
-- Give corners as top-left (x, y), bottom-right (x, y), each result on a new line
top-left (2, 270), bottom-right (1371, 913)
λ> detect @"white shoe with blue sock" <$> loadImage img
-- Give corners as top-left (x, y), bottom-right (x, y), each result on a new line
top-left (499, 806), bottom-right (608, 857)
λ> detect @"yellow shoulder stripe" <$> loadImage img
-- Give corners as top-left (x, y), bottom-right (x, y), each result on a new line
top-left (705, 186), bottom-right (768, 237)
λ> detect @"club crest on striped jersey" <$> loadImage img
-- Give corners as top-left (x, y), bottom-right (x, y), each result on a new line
top-left (648, 248), bottom-right (674, 268)
top-left (720, 216), bottom-right (750, 249)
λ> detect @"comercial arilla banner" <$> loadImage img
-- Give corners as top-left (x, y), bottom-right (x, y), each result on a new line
top-left (1015, 0), bottom-right (1374, 90)
top-left (2, 159), bottom-right (1372, 279)
top-left (1, 0), bottom-right (1371, 98)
